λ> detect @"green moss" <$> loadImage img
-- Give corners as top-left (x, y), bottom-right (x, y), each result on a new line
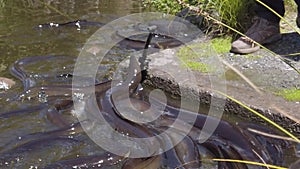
top-left (177, 43), bottom-right (210, 59)
top-left (211, 37), bottom-right (232, 53)
top-left (231, 53), bottom-right (263, 60)
top-left (176, 42), bottom-right (213, 72)
top-left (176, 47), bottom-right (211, 73)
top-left (176, 37), bottom-right (232, 72)
top-left (277, 88), bottom-right (300, 101)
top-left (184, 61), bottom-right (211, 73)
top-left (178, 37), bottom-right (232, 56)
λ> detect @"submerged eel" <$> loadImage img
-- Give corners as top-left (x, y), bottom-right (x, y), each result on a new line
top-left (83, 53), bottom-right (267, 168)
top-left (34, 20), bottom-right (104, 29)
top-left (5, 52), bottom-right (282, 168)
top-left (0, 137), bottom-right (79, 168)
top-left (10, 55), bottom-right (75, 90)
top-left (104, 54), bottom-right (202, 168)
top-left (159, 128), bottom-right (201, 169)
top-left (10, 55), bottom-right (111, 98)
top-left (13, 78), bottom-right (112, 102)
top-left (122, 156), bottom-right (162, 169)
top-left (155, 103), bottom-right (264, 162)
top-left (43, 152), bottom-right (124, 169)
top-left (3, 28), bottom-right (287, 168)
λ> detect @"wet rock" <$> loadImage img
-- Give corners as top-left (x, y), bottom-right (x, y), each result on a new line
top-left (143, 36), bottom-right (300, 134)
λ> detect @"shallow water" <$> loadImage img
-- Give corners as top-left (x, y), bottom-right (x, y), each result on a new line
top-left (0, 0), bottom-right (144, 77)
top-left (0, 0), bottom-right (145, 104)
top-left (0, 0), bottom-right (144, 168)
top-left (0, 0), bottom-right (299, 168)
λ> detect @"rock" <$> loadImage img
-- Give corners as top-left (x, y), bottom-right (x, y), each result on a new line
top-left (143, 36), bottom-right (300, 134)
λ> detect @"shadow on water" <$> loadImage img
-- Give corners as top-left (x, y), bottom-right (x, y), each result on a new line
top-left (0, 0), bottom-right (299, 168)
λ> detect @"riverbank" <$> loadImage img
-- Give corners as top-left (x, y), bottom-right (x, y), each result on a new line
top-left (143, 35), bottom-right (300, 134)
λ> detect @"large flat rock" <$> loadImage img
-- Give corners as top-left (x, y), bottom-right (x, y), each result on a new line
top-left (143, 36), bottom-right (300, 134)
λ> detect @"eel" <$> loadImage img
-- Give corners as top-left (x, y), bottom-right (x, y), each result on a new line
top-left (34, 20), bottom-right (104, 29)
top-left (43, 152), bottom-right (124, 169)
top-left (0, 137), bottom-right (79, 168)
top-left (122, 156), bottom-right (162, 169)
top-left (2, 21), bottom-right (289, 168)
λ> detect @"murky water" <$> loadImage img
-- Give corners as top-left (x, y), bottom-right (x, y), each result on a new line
top-left (0, 0), bottom-right (144, 168)
top-left (0, 0), bottom-right (299, 168)
top-left (0, 0), bottom-right (146, 107)
top-left (0, 0), bottom-right (144, 77)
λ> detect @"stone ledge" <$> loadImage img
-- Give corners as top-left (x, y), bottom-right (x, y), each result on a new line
top-left (143, 38), bottom-right (300, 135)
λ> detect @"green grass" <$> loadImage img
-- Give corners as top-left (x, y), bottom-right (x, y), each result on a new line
top-left (143, 0), bottom-right (255, 34)
top-left (277, 88), bottom-right (300, 101)
top-left (144, 0), bottom-right (298, 35)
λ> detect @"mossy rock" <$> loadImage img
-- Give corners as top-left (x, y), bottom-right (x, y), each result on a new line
top-left (277, 88), bottom-right (300, 101)
top-left (211, 37), bottom-right (232, 53)
top-left (231, 53), bottom-right (263, 60)
top-left (176, 37), bottom-right (231, 72)
top-left (176, 43), bottom-right (211, 72)
top-left (183, 61), bottom-right (214, 73)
